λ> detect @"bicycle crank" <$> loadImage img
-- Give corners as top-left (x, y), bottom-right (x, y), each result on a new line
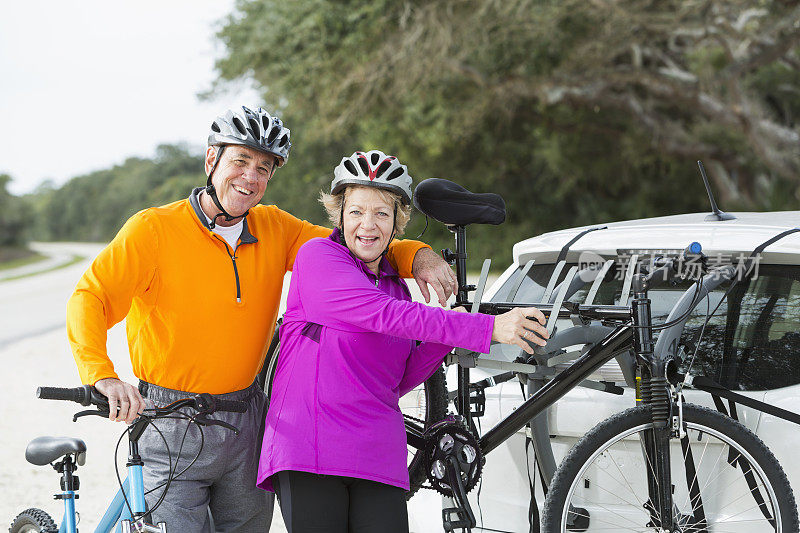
top-left (424, 415), bottom-right (483, 531)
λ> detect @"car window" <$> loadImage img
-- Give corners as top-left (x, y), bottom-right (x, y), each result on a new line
top-left (490, 262), bottom-right (800, 391)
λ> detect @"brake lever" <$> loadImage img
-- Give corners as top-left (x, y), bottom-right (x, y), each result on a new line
top-left (73, 409), bottom-right (110, 421)
top-left (194, 413), bottom-right (241, 435)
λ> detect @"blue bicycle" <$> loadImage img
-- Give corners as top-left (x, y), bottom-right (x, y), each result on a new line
top-left (10, 385), bottom-right (245, 533)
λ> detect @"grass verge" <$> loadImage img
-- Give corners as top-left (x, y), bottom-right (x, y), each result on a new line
top-left (0, 254), bottom-right (85, 282)
top-left (0, 250), bottom-right (46, 271)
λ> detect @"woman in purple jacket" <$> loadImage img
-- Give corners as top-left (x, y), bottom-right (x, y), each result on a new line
top-left (257, 150), bottom-right (548, 533)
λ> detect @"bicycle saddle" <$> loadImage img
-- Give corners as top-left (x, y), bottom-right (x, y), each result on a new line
top-left (25, 436), bottom-right (86, 466)
top-left (413, 178), bottom-right (506, 226)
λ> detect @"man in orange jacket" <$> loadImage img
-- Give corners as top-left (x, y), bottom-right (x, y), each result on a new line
top-left (66, 106), bottom-right (457, 531)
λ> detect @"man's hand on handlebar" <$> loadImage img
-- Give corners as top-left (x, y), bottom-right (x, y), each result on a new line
top-left (94, 377), bottom-right (147, 424)
top-left (492, 307), bottom-right (549, 354)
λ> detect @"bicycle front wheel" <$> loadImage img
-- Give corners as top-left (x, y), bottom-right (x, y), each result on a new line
top-left (542, 404), bottom-right (798, 532)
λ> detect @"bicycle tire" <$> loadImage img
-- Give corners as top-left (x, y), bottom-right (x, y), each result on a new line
top-left (259, 329), bottom-right (448, 499)
top-left (260, 328), bottom-right (281, 399)
top-left (542, 404), bottom-right (798, 532)
top-left (9, 508), bottom-right (58, 533)
top-left (404, 366), bottom-right (448, 499)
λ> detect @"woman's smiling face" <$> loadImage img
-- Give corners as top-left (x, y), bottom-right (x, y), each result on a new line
top-left (342, 186), bottom-right (395, 274)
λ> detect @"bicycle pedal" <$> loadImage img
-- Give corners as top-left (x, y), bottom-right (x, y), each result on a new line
top-left (442, 506), bottom-right (474, 532)
top-left (468, 387), bottom-right (485, 418)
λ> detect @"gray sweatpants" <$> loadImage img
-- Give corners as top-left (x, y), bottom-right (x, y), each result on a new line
top-left (138, 380), bottom-right (273, 532)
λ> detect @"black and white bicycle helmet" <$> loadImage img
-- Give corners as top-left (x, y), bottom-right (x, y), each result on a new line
top-left (208, 106), bottom-right (291, 166)
top-left (203, 106), bottom-right (291, 228)
top-left (332, 150), bottom-right (412, 205)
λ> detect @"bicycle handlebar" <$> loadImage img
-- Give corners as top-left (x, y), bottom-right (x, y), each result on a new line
top-left (37, 384), bottom-right (95, 405)
top-left (193, 393), bottom-right (248, 414)
top-left (36, 385), bottom-right (248, 415)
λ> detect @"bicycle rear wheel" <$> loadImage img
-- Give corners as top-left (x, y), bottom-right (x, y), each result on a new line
top-left (401, 366), bottom-right (448, 499)
top-left (542, 404), bottom-right (798, 532)
top-left (259, 328), bottom-right (281, 398)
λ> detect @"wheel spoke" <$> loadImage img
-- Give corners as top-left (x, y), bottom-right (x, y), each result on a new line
top-left (678, 425), bottom-right (712, 513)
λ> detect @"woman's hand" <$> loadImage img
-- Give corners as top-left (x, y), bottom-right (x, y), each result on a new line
top-left (492, 307), bottom-right (549, 354)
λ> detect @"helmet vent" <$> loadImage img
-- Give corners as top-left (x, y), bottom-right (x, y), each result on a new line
top-left (261, 115), bottom-right (271, 131)
top-left (386, 167), bottom-right (405, 181)
top-left (232, 117), bottom-right (248, 136)
top-left (211, 122), bottom-right (221, 133)
top-left (267, 126), bottom-right (280, 144)
top-left (344, 160), bottom-right (358, 176)
top-left (375, 160), bottom-right (392, 178)
top-left (248, 117), bottom-right (260, 135)
top-left (371, 153), bottom-right (380, 165)
top-left (278, 134), bottom-right (289, 147)
top-left (357, 157), bottom-right (371, 176)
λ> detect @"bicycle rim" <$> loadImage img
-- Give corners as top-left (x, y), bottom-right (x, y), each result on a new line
top-left (558, 417), bottom-right (785, 532)
top-left (401, 383), bottom-right (428, 457)
top-left (401, 367), bottom-right (448, 498)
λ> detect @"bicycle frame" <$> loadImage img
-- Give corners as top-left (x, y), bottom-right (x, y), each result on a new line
top-left (95, 469), bottom-right (147, 533)
top-left (407, 224), bottom-right (719, 531)
top-left (479, 322), bottom-right (633, 455)
top-left (54, 424), bottom-right (156, 533)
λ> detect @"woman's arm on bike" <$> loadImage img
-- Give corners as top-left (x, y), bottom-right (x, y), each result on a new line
top-left (296, 239), bottom-right (493, 352)
top-left (397, 308), bottom-right (549, 396)
top-left (296, 239), bottom-right (548, 354)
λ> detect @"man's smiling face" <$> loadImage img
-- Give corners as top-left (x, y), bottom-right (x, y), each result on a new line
top-left (205, 145), bottom-right (277, 220)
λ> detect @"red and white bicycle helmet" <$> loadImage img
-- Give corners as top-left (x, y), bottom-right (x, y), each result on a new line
top-left (331, 150), bottom-right (413, 205)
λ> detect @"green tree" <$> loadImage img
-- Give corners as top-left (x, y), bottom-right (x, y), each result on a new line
top-left (211, 0), bottom-right (800, 264)
top-left (0, 174), bottom-right (27, 247)
top-left (28, 144), bottom-right (206, 242)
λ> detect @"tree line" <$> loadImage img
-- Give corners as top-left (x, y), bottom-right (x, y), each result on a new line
top-left (3, 0), bottom-right (799, 268)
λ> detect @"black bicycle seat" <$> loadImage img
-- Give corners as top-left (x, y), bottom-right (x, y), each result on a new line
top-left (413, 178), bottom-right (506, 226)
top-left (25, 436), bottom-right (86, 466)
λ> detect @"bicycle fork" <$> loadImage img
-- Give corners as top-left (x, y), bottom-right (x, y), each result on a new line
top-left (639, 371), bottom-right (677, 531)
top-left (633, 282), bottom-right (678, 532)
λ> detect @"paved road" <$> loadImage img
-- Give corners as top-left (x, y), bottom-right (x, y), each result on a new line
top-left (0, 242), bottom-right (104, 349)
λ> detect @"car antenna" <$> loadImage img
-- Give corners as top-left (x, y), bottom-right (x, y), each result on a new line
top-left (698, 160), bottom-right (736, 221)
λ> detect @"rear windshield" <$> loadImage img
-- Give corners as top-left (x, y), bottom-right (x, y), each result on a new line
top-left (490, 262), bottom-right (800, 391)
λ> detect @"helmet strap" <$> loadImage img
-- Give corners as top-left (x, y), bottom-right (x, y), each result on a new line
top-left (378, 203), bottom-right (399, 260)
top-left (340, 201), bottom-right (398, 270)
top-left (204, 145), bottom-right (250, 229)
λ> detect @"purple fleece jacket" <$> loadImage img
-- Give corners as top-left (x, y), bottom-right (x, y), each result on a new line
top-left (257, 229), bottom-right (494, 491)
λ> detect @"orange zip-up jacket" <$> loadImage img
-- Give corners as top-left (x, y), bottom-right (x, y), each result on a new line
top-left (67, 189), bottom-right (428, 394)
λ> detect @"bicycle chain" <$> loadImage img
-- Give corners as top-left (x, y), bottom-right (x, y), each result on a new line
top-left (403, 413), bottom-right (426, 425)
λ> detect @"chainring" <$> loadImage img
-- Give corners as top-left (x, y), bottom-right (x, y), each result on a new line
top-left (423, 416), bottom-right (483, 497)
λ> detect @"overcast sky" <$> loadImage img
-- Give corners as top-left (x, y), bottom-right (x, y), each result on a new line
top-left (0, 1), bottom-right (261, 195)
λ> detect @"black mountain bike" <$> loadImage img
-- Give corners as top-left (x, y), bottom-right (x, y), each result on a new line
top-left (260, 178), bottom-right (799, 533)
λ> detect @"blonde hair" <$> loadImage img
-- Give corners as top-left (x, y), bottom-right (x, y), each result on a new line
top-left (319, 185), bottom-right (412, 236)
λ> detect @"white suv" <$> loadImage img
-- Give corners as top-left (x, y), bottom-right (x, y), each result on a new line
top-left (408, 210), bottom-right (800, 532)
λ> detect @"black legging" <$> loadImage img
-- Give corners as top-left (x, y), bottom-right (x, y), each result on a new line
top-left (274, 470), bottom-right (409, 533)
